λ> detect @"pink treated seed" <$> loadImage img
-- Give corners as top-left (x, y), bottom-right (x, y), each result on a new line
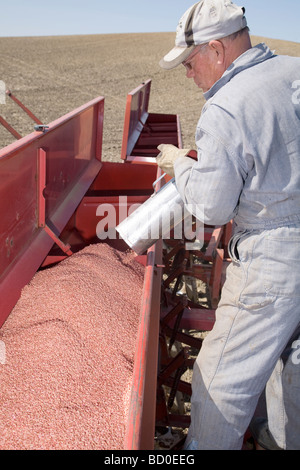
top-left (0, 242), bottom-right (145, 450)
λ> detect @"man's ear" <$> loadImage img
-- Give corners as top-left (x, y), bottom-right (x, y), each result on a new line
top-left (208, 40), bottom-right (226, 64)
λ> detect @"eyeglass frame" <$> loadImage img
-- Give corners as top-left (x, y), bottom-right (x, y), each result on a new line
top-left (182, 44), bottom-right (208, 71)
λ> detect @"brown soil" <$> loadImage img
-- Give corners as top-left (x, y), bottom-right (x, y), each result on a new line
top-left (0, 33), bottom-right (299, 158)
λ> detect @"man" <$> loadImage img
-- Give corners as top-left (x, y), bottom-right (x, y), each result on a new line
top-left (157, 0), bottom-right (300, 450)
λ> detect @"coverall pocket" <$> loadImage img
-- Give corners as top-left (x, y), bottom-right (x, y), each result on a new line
top-left (264, 233), bottom-right (300, 297)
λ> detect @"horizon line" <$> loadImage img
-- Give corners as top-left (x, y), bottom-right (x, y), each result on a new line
top-left (0, 31), bottom-right (299, 44)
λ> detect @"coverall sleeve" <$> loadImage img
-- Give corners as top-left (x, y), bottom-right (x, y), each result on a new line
top-left (174, 128), bottom-right (247, 226)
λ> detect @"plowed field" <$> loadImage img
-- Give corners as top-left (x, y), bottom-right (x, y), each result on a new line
top-left (1, 33), bottom-right (299, 159)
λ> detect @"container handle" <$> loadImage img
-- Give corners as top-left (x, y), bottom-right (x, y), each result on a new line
top-left (152, 172), bottom-right (167, 192)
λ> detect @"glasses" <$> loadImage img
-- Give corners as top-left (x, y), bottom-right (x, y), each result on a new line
top-left (182, 44), bottom-right (208, 71)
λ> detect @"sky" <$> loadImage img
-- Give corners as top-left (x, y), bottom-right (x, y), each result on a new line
top-left (0, 0), bottom-right (299, 43)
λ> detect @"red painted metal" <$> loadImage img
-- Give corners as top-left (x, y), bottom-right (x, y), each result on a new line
top-left (0, 96), bottom-right (104, 328)
top-left (0, 90), bottom-right (44, 140)
top-left (37, 147), bottom-right (72, 255)
top-left (122, 165), bottom-right (174, 450)
top-left (121, 79), bottom-right (151, 160)
top-left (6, 89), bottom-right (43, 125)
top-left (0, 115), bottom-right (22, 139)
top-left (121, 79), bottom-right (182, 162)
top-left (124, 241), bottom-right (163, 450)
top-left (71, 160), bottom-right (157, 242)
top-left (37, 147), bottom-right (47, 227)
top-left (88, 159), bottom-right (157, 191)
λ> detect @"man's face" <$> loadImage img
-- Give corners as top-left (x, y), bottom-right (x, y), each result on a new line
top-left (182, 42), bottom-right (226, 92)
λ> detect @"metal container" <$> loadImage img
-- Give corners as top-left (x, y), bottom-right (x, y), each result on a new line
top-left (116, 177), bottom-right (185, 255)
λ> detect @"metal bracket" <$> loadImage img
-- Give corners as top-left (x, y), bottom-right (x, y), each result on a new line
top-left (0, 115), bottom-right (22, 139)
top-left (7, 89), bottom-right (43, 125)
top-left (37, 148), bottom-right (73, 256)
top-left (34, 124), bottom-right (49, 133)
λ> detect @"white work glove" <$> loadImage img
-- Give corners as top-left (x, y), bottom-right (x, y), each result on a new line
top-left (156, 144), bottom-right (192, 177)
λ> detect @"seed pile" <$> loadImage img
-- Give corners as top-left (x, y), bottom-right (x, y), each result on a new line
top-left (0, 242), bottom-right (145, 450)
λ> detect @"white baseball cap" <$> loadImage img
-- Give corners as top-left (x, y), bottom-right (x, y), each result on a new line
top-left (160, 0), bottom-right (247, 70)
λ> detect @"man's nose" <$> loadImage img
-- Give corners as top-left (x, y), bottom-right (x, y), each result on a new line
top-left (186, 68), bottom-right (194, 79)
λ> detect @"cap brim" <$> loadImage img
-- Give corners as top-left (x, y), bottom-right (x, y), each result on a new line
top-left (159, 45), bottom-right (196, 70)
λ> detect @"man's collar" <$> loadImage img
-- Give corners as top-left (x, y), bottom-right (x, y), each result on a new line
top-left (204, 43), bottom-right (275, 100)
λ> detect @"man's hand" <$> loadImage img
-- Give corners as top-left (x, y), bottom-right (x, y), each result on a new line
top-left (156, 144), bottom-right (193, 177)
